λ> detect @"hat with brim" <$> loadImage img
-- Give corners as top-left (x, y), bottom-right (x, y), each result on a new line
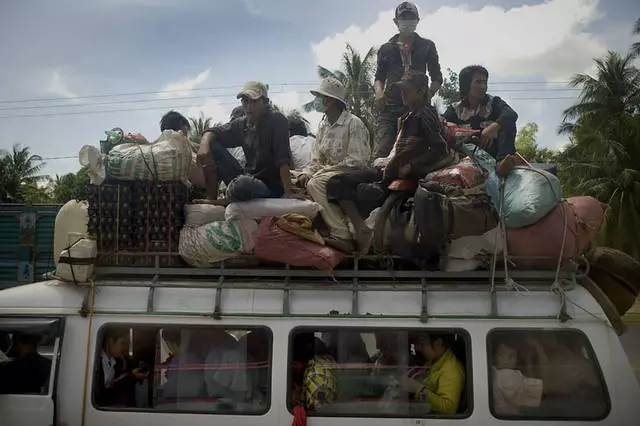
top-left (310, 77), bottom-right (347, 106)
top-left (237, 81), bottom-right (269, 100)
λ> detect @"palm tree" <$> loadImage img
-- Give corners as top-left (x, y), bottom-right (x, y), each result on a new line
top-left (0, 144), bottom-right (46, 203)
top-left (304, 43), bottom-right (377, 142)
top-left (558, 50), bottom-right (640, 258)
top-left (188, 112), bottom-right (213, 145)
top-left (632, 17), bottom-right (640, 57)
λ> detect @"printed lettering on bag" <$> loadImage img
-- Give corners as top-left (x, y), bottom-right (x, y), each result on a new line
top-left (204, 222), bottom-right (243, 253)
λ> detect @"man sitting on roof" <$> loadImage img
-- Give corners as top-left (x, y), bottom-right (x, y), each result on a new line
top-left (295, 77), bottom-right (373, 253)
top-left (196, 81), bottom-right (300, 204)
top-left (442, 65), bottom-right (518, 161)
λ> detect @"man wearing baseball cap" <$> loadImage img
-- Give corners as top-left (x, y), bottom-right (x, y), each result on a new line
top-left (296, 77), bottom-right (373, 253)
top-left (383, 71), bottom-right (449, 184)
top-left (196, 81), bottom-right (298, 202)
top-left (374, 1), bottom-right (443, 159)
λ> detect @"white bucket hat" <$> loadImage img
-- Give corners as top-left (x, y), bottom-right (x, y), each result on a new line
top-left (310, 77), bottom-right (347, 106)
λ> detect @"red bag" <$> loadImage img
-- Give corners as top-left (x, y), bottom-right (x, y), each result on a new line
top-left (254, 218), bottom-right (345, 273)
top-left (506, 196), bottom-right (606, 269)
top-left (424, 157), bottom-right (487, 188)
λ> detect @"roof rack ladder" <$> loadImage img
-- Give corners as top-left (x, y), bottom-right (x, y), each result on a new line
top-left (351, 257), bottom-right (359, 315)
top-left (146, 274), bottom-right (158, 313)
top-left (420, 276), bottom-right (428, 323)
top-left (282, 264), bottom-right (291, 315)
top-left (212, 261), bottom-right (225, 320)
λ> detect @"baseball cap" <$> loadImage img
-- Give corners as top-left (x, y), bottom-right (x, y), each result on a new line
top-left (393, 71), bottom-right (430, 91)
top-left (237, 81), bottom-right (269, 100)
top-left (395, 2), bottom-right (419, 19)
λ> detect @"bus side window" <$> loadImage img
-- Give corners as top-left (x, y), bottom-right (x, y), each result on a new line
top-left (488, 329), bottom-right (610, 421)
top-left (288, 327), bottom-right (472, 419)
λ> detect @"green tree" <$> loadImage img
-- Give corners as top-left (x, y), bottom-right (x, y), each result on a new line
top-left (558, 49), bottom-right (640, 258)
top-left (438, 68), bottom-right (461, 108)
top-left (52, 167), bottom-right (91, 203)
top-left (514, 122), bottom-right (559, 163)
top-left (188, 112), bottom-right (213, 145)
top-left (632, 17), bottom-right (640, 57)
top-left (0, 144), bottom-right (47, 203)
top-left (303, 43), bottom-right (377, 143)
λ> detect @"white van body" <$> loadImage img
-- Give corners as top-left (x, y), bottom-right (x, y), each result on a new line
top-left (0, 266), bottom-right (639, 426)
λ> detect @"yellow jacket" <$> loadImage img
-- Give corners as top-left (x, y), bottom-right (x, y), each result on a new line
top-left (415, 349), bottom-right (465, 414)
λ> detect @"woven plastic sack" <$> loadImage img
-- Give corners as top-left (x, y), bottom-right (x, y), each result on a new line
top-left (107, 130), bottom-right (192, 184)
top-left (290, 135), bottom-right (315, 171)
top-left (459, 143), bottom-right (562, 228)
top-left (184, 204), bottom-right (226, 227)
top-left (225, 198), bottom-right (322, 221)
top-left (179, 219), bottom-right (257, 268)
top-left (506, 196), bottom-right (606, 269)
top-left (254, 217), bottom-right (345, 273)
top-left (424, 157), bottom-right (486, 188)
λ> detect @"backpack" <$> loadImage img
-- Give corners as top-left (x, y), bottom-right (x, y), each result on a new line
top-left (414, 184), bottom-right (498, 255)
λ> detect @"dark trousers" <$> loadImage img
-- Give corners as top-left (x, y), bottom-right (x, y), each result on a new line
top-left (325, 168), bottom-right (384, 218)
top-left (486, 123), bottom-right (517, 161)
top-left (374, 109), bottom-right (405, 159)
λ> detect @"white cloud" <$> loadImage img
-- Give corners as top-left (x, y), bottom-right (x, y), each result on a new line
top-left (48, 70), bottom-right (77, 99)
top-left (186, 98), bottom-right (230, 125)
top-left (270, 90), bottom-right (323, 132)
top-left (311, 0), bottom-right (606, 80)
top-left (158, 69), bottom-right (211, 99)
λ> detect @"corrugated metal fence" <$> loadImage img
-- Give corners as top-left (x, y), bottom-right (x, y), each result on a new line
top-left (0, 204), bottom-right (62, 289)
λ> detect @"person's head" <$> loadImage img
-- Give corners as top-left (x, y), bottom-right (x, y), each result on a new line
top-left (416, 333), bottom-right (454, 362)
top-left (376, 331), bottom-right (398, 355)
top-left (493, 339), bottom-right (518, 370)
top-left (103, 329), bottom-right (129, 358)
top-left (288, 116), bottom-right (309, 137)
top-left (237, 81), bottom-right (270, 122)
top-left (310, 77), bottom-right (347, 115)
top-left (9, 333), bottom-right (40, 358)
top-left (230, 105), bottom-right (245, 121)
top-left (394, 71), bottom-right (430, 109)
top-left (160, 110), bottom-right (190, 136)
top-left (459, 65), bottom-right (489, 104)
top-left (394, 2), bottom-right (420, 35)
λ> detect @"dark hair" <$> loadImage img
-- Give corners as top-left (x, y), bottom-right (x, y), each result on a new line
top-left (230, 106), bottom-right (245, 121)
top-left (458, 65), bottom-right (489, 101)
top-left (103, 328), bottom-right (128, 348)
top-left (288, 117), bottom-right (309, 137)
top-left (160, 110), bottom-right (190, 132)
top-left (429, 332), bottom-right (455, 349)
top-left (12, 332), bottom-right (41, 347)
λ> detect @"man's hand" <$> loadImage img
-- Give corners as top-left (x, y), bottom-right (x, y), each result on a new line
top-left (296, 173), bottom-right (311, 188)
top-left (480, 122), bottom-right (500, 148)
top-left (196, 134), bottom-right (213, 167)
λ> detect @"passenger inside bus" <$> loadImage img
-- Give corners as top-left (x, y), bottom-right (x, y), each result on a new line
top-left (292, 332), bottom-right (337, 412)
top-left (0, 332), bottom-right (51, 394)
top-left (161, 328), bottom-right (204, 400)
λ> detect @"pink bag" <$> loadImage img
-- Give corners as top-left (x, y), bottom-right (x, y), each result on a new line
top-left (424, 157), bottom-right (486, 188)
top-left (254, 217), bottom-right (345, 273)
top-left (507, 196), bottom-right (606, 269)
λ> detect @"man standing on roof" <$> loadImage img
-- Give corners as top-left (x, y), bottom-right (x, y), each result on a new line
top-left (373, 1), bottom-right (443, 159)
top-left (295, 77), bottom-right (372, 253)
top-left (196, 81), bottom-right (299, 203)
top-left (442, 65), bottom-right (518, 161)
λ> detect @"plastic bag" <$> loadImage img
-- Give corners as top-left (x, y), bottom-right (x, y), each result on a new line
top-left (290, 135), bottom-right (315, 171)
top-left (254, 218), bottom-right (345, 273)
top-left (460, 143), bottom-right (562, 228)
top-left (225, 198), bottom-right (322, 221)
top-left (184, 204), bottom-right (226, 227)
top-left (179, 219), bottom-right (258, 268)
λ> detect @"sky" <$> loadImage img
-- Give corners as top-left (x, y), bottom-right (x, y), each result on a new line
top-left (0, 0), bottom-right (638, 177)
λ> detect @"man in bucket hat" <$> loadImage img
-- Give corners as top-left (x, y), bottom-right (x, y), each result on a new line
top-left (373, 1), bottom-right (443, 159)
top-left (196, 81), bottom-right (299, 203)
top-left (295, 77), bottom-right (373, 253)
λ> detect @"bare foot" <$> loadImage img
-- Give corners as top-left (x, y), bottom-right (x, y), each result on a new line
top-left (496, 155), bottom-right (517, 178)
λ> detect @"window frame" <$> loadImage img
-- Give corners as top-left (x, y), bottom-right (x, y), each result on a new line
top-left (286, 326), bottom-right (473, 420)
top-left (91, 323), bottom-right (273, 416)
top-left (486, 328), bottom-right (611, 421)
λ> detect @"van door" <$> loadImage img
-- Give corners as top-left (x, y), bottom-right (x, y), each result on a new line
top-left (0, 317), bottom-right (64, 426)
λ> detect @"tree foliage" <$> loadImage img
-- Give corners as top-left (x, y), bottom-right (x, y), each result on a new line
top-left (438, 68), bottom-right (461, 108)
top-left (515, 122), bottom-right (559, 163)
top-left (0, 144), bottom-right (47, 203)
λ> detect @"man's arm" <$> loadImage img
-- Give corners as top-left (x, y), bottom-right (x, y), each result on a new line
top-left (271, 114), bottom-right (296, 196)
top-left (426, 40), bottom-right (443, 95)
top-left (492, 96), bottom-right (518, 129)
top-left (374, 46), bottom-right (389, 105)
top-left (204, 118), bottom-right (245, 149)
